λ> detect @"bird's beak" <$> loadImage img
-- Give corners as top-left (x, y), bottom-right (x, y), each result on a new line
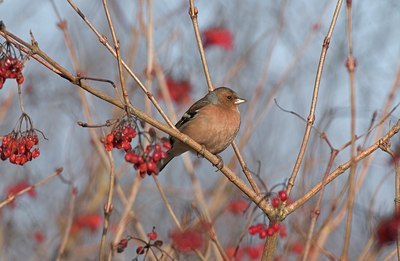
top-left (234, 97), bottom-right (246, 105)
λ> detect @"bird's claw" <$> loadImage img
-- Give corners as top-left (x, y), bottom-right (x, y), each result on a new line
top-left (197, 145), bottom-right (207, 158)
top-left (214, 155), bottom-right (224, 171)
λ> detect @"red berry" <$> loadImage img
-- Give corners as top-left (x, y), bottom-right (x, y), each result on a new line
top-left (271, 223), bottom-right (280, 233)
top-left (138, 163), bottom-right (147, 174)
top-left (16, 74), bottom-right (24, 85)
top-left (125, 151), bottom-right (138, 164)
top-left (248, 225), bottom-right (258, 235)
top-left (137, 156), bottom-right (144, 164)
top-left (255, 223), bottom-right (264, 231)
top-left (9, 154), bottom-right (16, 163)
top-left (278, 190), bottom-right (288, 202)
top-left (117, 238), bottom-right (128, 253)
top-left (25, 139), bottom-right (34, 150)
top-left (121, 127), bottom-right (130, 137)
top-left (128, 127), bottom-right (137, 138)
top-left (155, 144), bottom-right (161, 152)
top-left (266, 227), bottom-right (275, 237)
top-left (271, 197), bottom-right (280, 208)
top-left (121, 140), bottom-right (131, 151)
top-left (249, 223), bottom-right (264, 236)
top-left (32, 148), bottom-right (40, 158)
top-left (147, 161), bottom-right (156, 174)
top-left (106, 133), bottom-right (114, 143)
top-left (3, 148), bottom-right (9, 158)
top-left (152, 152), bottom-right (161, 162)
top-left (32, 135), bottom-right (39, 145)
top-left (104, 143), bottom-right (113, 151)
top-left (15, 155), bottom-right (21, 165)
top-left (18, 144), bottom-right (25, 154)
top-left (259, 229), bottom-right (267, 239)
top-left (20, 155), bottom-right (27, 165)
top-left (145, 145), bottom-right (152, 155)
top-left (136, 246), bottom-right (145, 255)
top-left (162, 140), bottom-right (171, 150)
top-left (147, 231), bottom-right (157, 240)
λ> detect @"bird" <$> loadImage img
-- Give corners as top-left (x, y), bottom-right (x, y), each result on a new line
top-left (159, 87), bottom-right (246, 171)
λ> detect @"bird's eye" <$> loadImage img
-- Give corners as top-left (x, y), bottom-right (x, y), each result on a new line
top-left (227, 95), bottom-right (232, 100)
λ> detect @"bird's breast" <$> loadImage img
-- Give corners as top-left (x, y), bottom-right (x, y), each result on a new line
top-left (179, 105), bottom-right (241, 154)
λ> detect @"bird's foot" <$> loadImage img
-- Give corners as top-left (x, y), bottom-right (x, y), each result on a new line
top-left (214, 155), bottom-right (224, 171)
top-left (197, 145), bottom-right (207, 158)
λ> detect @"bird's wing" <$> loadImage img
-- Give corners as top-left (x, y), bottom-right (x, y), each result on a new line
top-left (175, 97), bottom-right (210, 129)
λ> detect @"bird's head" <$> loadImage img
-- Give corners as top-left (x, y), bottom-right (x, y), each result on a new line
top-left (212, 87), bottom-right (246, 109)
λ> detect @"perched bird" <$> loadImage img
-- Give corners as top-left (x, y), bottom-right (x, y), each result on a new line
top-left (159, 87), bottom-right (246, 171)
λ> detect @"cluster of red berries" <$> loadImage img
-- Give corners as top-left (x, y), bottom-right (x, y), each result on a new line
top-left (101, 117), bottom-right (171, 177)
top-left (116, 227), bottom-right (163, 255)
top-left (271, 190), bottom-right (288, 208)
top-left (134, 229), bottom-right (159, 255)
top-left (101, 124), bottom-right (137, 152)
top-left (0, 131), bottom-right (40, 165)
top-left (0, 42), bottom-right (24, 89)
top-left (1, 113), bottom-right (41, 165)
top-left (125, 139), bottom-right (170, 178)
top-left (247, 190), bottom-right (289, 240)
top-left (248, 222), bottom-right (287, 239)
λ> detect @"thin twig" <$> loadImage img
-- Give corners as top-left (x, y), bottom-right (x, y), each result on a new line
top-left (378, 143), bottom-right (400, 260)
top-left (188, 0), bottom-right (213, 92)
top-left (66, 0), bottom-right (175, 128)
top-left (286, 0), bottom-right (344, 195)
top-left (77, 76), bottom-right (116, 88)
top-left (56, 185), bottom-right (77, 261)
top-left (232, 142), bottom-right (260, 194)
top-left (153, 175), bottom-right (208, 261)
top-left (152, 175), bottom-right (182, 230)
top-left (144, 0), bottom-right (154, 117)
top-left (111, 174), bottom-right (141, 258)
top-left (302, 150), bottom-right (338, 260)
top-left (99, 151), bottom-right (115, 260)
top-left (102, 0), bottom-right (130, 107)
top-left (342, 0), bottom-right (357, 258)
top-left (286, 119), bottom-right (400, 215)
top-left (0, 168), bottom-right (63, 209)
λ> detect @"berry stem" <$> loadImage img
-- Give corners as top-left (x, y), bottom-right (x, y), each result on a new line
top-left (17, 82), bottom-right (26, 114)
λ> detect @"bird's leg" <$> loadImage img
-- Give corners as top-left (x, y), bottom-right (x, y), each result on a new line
top-left (213, 155), bottom-right (224, 171)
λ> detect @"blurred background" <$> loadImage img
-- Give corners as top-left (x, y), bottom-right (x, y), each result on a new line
top-left (0, 0), bottom-right (400, 260)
